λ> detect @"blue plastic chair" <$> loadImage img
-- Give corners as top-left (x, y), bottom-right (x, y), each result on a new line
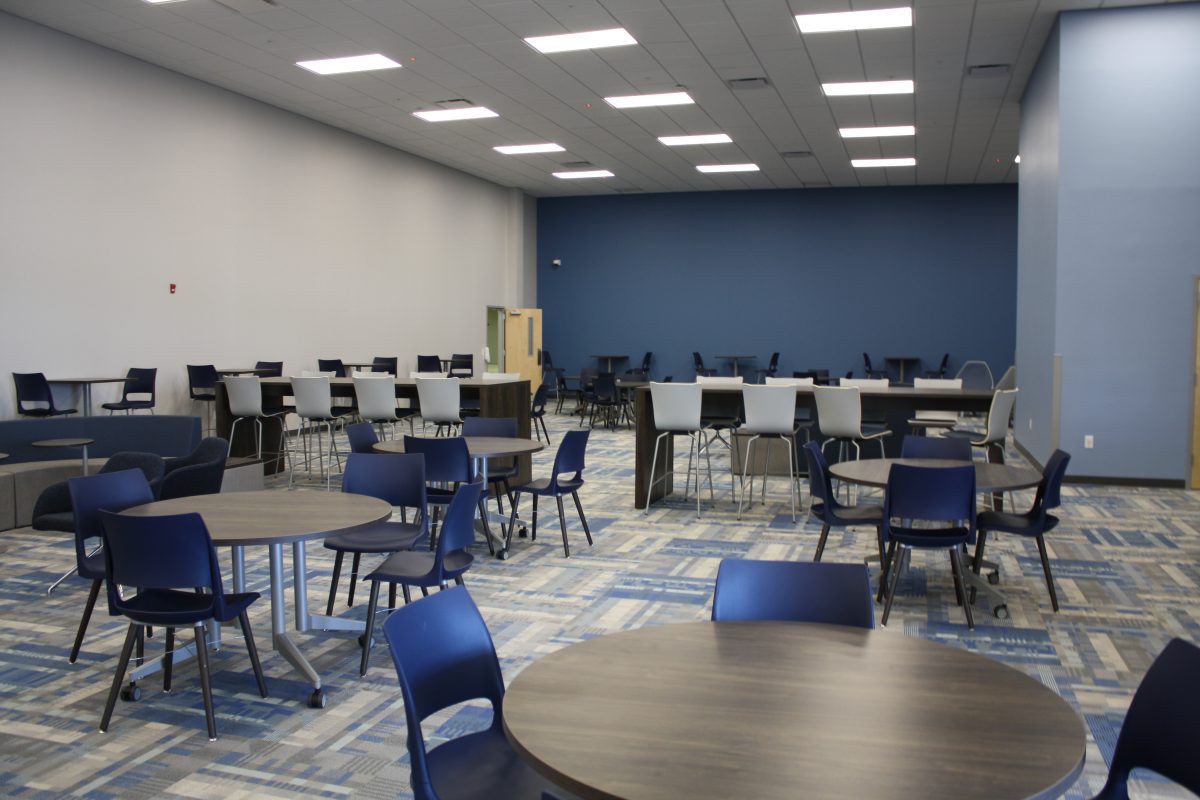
top-left (346, 421), bottom-right (380, 454)
top-left (711, 559), bottom-right (875, 627)
top-left (101, 367), bottom-right (157, 414)
top-left (359, 479), bottom-right (482, 675)
top-left (1091, 638), bottom-right (1200, 799)
top-left (159, 437), bottom-right (227, 501)
top-left (531, 383), bottom-right (551, 444)
top-left (317, 358), bottom-right (347, 377)
top-left (61, 469), bottom-right (156, 663)
top-left (462, 416), bottom-right (519, 530)
top-left (505, 430), bottom-right (592, 557)
top-left (880, 463), bottom-right (978, 629)
top-left (13, 372), bottom-right (76, 417)
top-left (899, 434), bottom-right (973, 461)
top-left (403, 435), bottom-right (492, 554)
top-left (372, 356), bottom-right (398, 374)
top-left (448, 353), bottom-right (473, 378)
top-left (416, 355), bottom-right (442, 373)
top-left (802, 441), bottom-right (884, 563)
top-left (383, 586), bottom-right (571, 800)
top-left (254, 360), bottom-right (284, 378)
top-left (325, 452), bottom-right (428, 616)
top-left (975, 450), bottom-right (1071, 611)
top-left (96, 510), bottom-right (268, 739)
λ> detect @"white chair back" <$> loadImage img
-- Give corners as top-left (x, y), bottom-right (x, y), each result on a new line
top-left (983, 389), bottom-right (1019, 444)
top-left (650, 382), bottom-right (702, 432)
top-left (353, 374), bottom-right (398, 421)
top-left (913, 378), bottom-right (962, 391)
top-left (995, 365), bottom-right (1017, 391)
top-left (290, 375), bottom-right (335, 419)
top-left (741, 384), bottom-right (797, 435)
top-left (765, 376), bottom-right (814, 387)
top-left (955, 360), bottom-right (995, 390)
top-left (481, 372), bottom-right (521, 382)
top-left (353, 370), bottom-right (393, 379)
top-left (225, 375), bottom-right (265, 417)
top-left (696, 375), bottom-right (744, 386)
top-left (841, 377), bottom-right (889, 389)
top-left (301, 370), bottom-right (336, 378)
top-left (814, 385), bottom-right (864, 438)
top-left (409, 371), bottom-right (446, 380)
top-left (416, 377), bottom-right (461, 424)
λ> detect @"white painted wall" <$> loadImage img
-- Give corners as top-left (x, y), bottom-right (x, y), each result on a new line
top-left (0, 12), bottom-right (536, 418)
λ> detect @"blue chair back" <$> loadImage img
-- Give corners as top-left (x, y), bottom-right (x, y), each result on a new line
top-left (98, 510), bottom-right (232, 618)
top-left (1095, 638), bottom-right (1200, 799)
top-left (372, 357), bottom-right (398, 375)
top-left (416, 355), bottom-right (442, 373)
top-left (67, 469), bottom-right (155, 580)
top-left (1041, 449), bottom-right (1070, 510)
top-left (121, 368), bottom-right (157, 399)
top-left (900, 435), bottom-right (972, 461)
top-left (883, 464), bottom-right (976, 540)
top-left (160, 438), bottom-right (227, 500)
top-left (711, 560), bottom-right (875, 627)
top-left (318, 359), bottom-right (347, 377)
top-left (641, 352), bottom-right (653, 373)
top-left (13, 372), bottom-right (56, 411)
top-left (549, 430), bottom-right (588, 490)
top-left (448, 353), bottom-right (473, 377)
top-left (593, 374), bottom-right (617, 402)
top-left (462, 416), bottom-right (517, 438)
top-left (404, 435), bottom-right (471, 484)
top-left (802, 441), bottom-right (838, 510)
top-left (383, 586), bottom-right (506, 800)
top-left (436, 479), bottom-right (484, 563)
top-left (532, 383), bottom-right (548, 411)
top-left (255, 361), bottom-right (283, 378)
top-left (342, 453), bottom-right (428, 518)
top-left (186, 364), bottom-right (218, 396)
top-left (346, 421), bottom-right (380, 454)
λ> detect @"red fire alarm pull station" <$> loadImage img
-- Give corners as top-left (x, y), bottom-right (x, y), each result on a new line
top-left (170, 283), bottom-right (176, 294)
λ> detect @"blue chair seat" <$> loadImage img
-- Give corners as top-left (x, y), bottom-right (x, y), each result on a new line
top-left (369, 549), bottom-right (473, 587)
top-left (118, 589), bottom-right (260, 626)
top-left (21, 406), bottom-right (77, 417)
top-left (101, 399), bottom-right (155, 411)
top-left (810, 501), bottom-right (882, 525)
top-left (323, 521), bottom-right (426, 553)
top-left (886, 524), bottom-right (972, 548)
top-left (519, 475), bottom-right (584, 496)
top-left (34, 511), bottom-right (75, 533)
top-left (976, 510), bottom-right (1060, 536)
top-left (426, 726), bottom-right (566, 800)
top-left (79, 549), bottom-right (105, 580)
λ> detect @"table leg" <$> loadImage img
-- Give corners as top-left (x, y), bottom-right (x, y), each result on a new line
top-left (471, 458), bottom-right (507, 556)
top-left (82, 384), bottom-right (92, 417)
top-left (268, 543), bottom-right (325, 704)
top-left (80, 444), bottom-right (89, 476)
top-left (295, 540), bottom-right (364, 634)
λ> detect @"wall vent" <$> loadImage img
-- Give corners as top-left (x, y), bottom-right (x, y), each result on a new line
top-left (966, 64), bottom-right (1011, 78)
top-left (560, 161), bottom-right (594, 168)
top-left (780, 150), bottom-right (814, 159)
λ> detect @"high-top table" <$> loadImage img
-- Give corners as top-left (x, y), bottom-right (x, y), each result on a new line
top-left (123, 490), bottom-right (391, 708)
top-left (47, 376), bottom-right (127, 416)
top-left (503, 622), bottom-right (1087, 800)
top-left (884, 355), bottom-right (922, 383)
top-left (714, 354), bottom-right (756, 376)
top-left (589, 354), bottom-right (628, 372)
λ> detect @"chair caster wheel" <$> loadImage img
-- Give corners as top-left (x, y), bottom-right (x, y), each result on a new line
top-left (498, 549), bottom-right (510, 560)
top-left (308, 689), bottom-right (327, 709)
top-left (987, 571), bottom-right (1000, 585)
top-left (121, 685), bottom-right (142, 702)
top-left (518, 527), bottom-right (528, 538)
top-left (993, 604), bottom-right (1009, 619)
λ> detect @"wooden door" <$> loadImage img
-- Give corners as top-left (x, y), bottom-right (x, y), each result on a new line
top-left (504, 308), bottom-right (543, 385)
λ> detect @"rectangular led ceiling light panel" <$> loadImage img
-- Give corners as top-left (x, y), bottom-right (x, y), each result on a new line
top-left (525, 28), bottom-right (637, 54)
top-left (553, 170), bottom-right (615, 179)
top-left (851, 157), bottom-right (917, 167)
top-left (658, 133), bottom-right (733, 146)
top-left (839, 125), bottom-right (916, 138)
top-left (696, 164), bottom-right (759, 173)
top-left (823, 80), bottom-right (914, 96)
top-left (413, 107), bottom-right (499, 122)
top-left (297, 54), bottom-right (402, 75)
top-left (604, 91), bottom-right (694, 109)
top-left (494, 143), bottom-right (566, 154)
top-left (796, 8), bottom-right (912, 33)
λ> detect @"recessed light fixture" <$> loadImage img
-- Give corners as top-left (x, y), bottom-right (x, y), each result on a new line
top-left (823, 80), bottom-right (914, 96)
top-left (839, 125), bottom-right (916, 138)
top-left (494, 143), bottom-right (566, 155)
top-left (525, 28), bottom-right (637, 54)
top-left (604, 91), bottom-right (694, 109)
top-left (413, 107), bottom-right (499, 122)
top-left (796, 7), bottom-right (912, 33)
top-left (851, 157), bottom-right (917, 168)
top-left (296, 54), bottom-right (402, 76)
top-left (1014, 155), bottom-right (1021, 164)
top-left (658, 133), bottom-right (733, 147)
top-left (553, 170), bottom-right (615, 179)
top-left (697, 164), bottom-right (760, 174)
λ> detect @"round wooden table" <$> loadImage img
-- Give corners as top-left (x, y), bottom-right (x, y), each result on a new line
top-left (124, 490), bottom-right (391, 707)
top-left (829, 457), bottom-right (1041, 493)
top-left (373, 436), bottom-right (545, 557)
top-left (33, 437), bottom-right (95, 474)
top-left (503, 622), bottom-right (1086, 800)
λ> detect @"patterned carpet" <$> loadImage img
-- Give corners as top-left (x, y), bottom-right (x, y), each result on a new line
top-left (1, 405), bottom-right (1197, 799)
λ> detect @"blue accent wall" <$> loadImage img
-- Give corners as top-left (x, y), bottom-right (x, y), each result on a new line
top-left (537, 185), bottom-right (1017, 384)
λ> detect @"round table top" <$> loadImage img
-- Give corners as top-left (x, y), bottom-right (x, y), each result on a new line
top-left (216, 367), bottom-right (274, 375)
top-left (829, 457), bottom-right (1041, 493)
top-left (32, 438), bottom-right (94, 448)
top-left (503, 622), bottom-right (1086, 800)
top-left (122, 490), bottom-right (392, 546)
top-left (46, 376), bottom-right (127, 385)
top-left (373, 435), bottom-right (544, 459)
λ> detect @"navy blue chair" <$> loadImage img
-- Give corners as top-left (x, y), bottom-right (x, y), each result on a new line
top-left (924, 353), bottom-right (950, 378)
top-left (899, 434), bottom-right (973, 461)
top-left (448, 353), bottom-right (473, 378)
top-left (462, 416), bottom-right (519, 530)
top-left (159, 437), bottom-right (227, 500)
top-left (346, 421), bottom-right (380, 454)
top-left (1091, 637), bottom-right (1200, 800)
top-left (416, 355), bottom-right (442, 373)
top-left (325, 452), bottom-right (428, 616)
top-left (254, 360), bottom-right (284, 377)
top-left (975, 450), bottom-right (1071, 611)
top-left (96, 509), bottom-right (268, 739)
top-left (360, 479), bottom-right (482, 675)
top-left (34, 452), bottom-right (165, 533)
top-left (587, 374), bottom-right (620, 429)
top-left (802, 441), bottom-right (884, 563)
top-left (62, 469), bottom-right (156, 662)
top-left (711, 559), bottom-right (875, 627)
top-left (186, 364), bottom-right (219, 431)
top-left (531, 383), bottom-right (551, 443)
top-left (403, 435), bottom-right (493, 554)
top-left (383, 586), bottom-right (571, 800)
top-left (372, 356), bottom-right (398, 375)
top-left (880, 464), bottom-right (978, 629)
top-left (505, 430), bottom-right (592, 558)
top-left (755, 351), bottom-right (780, 382)
top-left (13, 372), bottom-right (76, 417)
top-left (692, 352), bottom-right (716, 378)
top-left (862, 353), bottom-right (886, 379)
top-left (317, 358), bottom-right (347, 377)
top-left (101, 367), bottom-right (157, 414)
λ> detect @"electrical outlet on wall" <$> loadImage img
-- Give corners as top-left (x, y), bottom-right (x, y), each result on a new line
top-left (1084, 434), bottom-right (1094, 449)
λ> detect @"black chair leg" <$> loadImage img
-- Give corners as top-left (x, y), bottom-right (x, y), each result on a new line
top-left (100, 623), bottom-right (139, 732)
top-left (814, 523), bottom-right (831, 562)
top-left (571, 491), bottom-right (593, 546)
top-left (949, 547), bottom-right (975, 629)
top-left (388, 583), bottom-right (397, 609)
top-left (476, 496), bottom-right (496, 556)
top-left (70, 578), bottom-right (102, 663)
top-left (163, 626), bottom-right (176, 692)
top-left (360, 580), bottom-right (381, 677)
top-left (969, 531), bottom-right (988, 604)
top-left (326, 551), bottom-right (344, 616)
top-left (347, 553), bottom-right (361, 607)
top-left (879, 541), bottom-right (899, 607)
top-left (238, 612), bottom-right (268, 698)
top-left (556, 495), bottom-right (571, 557)
top-left (505, 493), bottom-right (522, 551)
top-left (1036, 535), bottom-right (1060, 611)
top-left (193, 623), bottom-right (218, 740)
top-left (401, 583), bottom-right (412, 604)
top-left (530, 496), bottom-right (539, 541)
